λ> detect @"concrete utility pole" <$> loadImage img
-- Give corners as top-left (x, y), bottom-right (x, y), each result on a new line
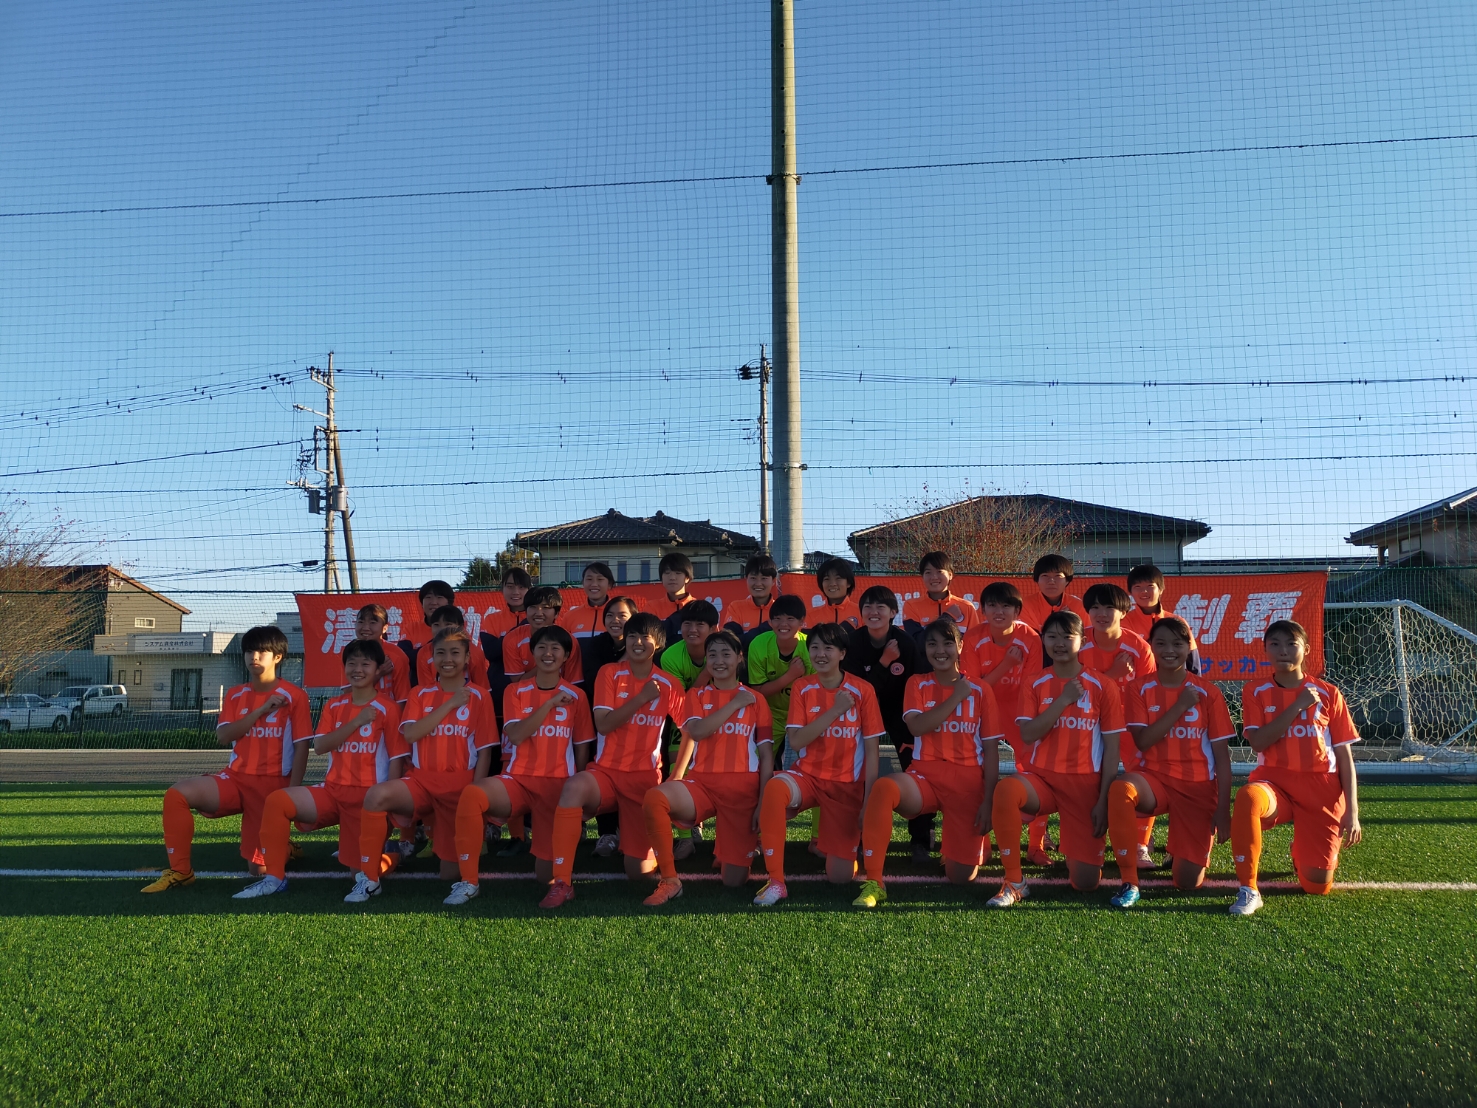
top-left (770, 0), bottom-right (803, 570)
top-left (738, 345), bottom-right (772, 553)
top-left (293, 352), bottom-right (359, 593)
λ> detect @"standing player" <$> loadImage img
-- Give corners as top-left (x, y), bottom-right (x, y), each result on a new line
top-left (396, 580), bottom-right (457, 684)
top-left (725, 554), bottom-right (779, 640)
top-left (417, 605), bottom-right (491, 689)
top-left (902, 551), bottom-right (980, 632)
top-left (745, 595), bottom-right (813, 767)
top-left (1018, 555), bottom-right (1088, 632)
top-left (988, 611), bottom-right (1126, 907)
top-left (650, 553), bottom-right (697, 642)
top-left (351, 603), bottom-right (410, 705)
top-left (346, 629), bottom-right (497, 903)
top-left (1121, 564), bottom-right (1169, 640)
top-left (754, 623), bottom-right (886, 906)
top-left (1107, 616), bottom-right (1234, 908)
top-left (659, 601), bottom-right (720, 692)
top-left (1229, 620), bottom-right (1362, 916)
top-left (143, 626), bottom-right (313, 892)
top-left (235, 639), bottom-right (406, 899)
top-left (581, 594), bottom-right (640, 856)
top-left (447, 626), bottom-right (597, 908)
top-left (503, 586), bottom-right (583, 685)
top-left (855, 619), bottom-right (1001, 907)
top-left (559, 562), bottom-right (618, 640)
top-left (811, 557), bottom-right (861, 628)
top-left (642, 631), bottom-right (775, 905)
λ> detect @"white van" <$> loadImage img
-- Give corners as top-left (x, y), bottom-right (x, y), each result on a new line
top-left (52, 684), bottom-right (130, 719)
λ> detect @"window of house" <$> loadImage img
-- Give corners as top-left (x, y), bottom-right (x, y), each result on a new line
top-left (1399, 535), bottom-right (1421, 554)
top-left (616, 561), bottom-right (627, 584)
top-left (693, 558), bottom-right (712, 581)
top-left (564, 561), bottom-right (582, 584)
top-left (640, 560), bottom-right (652, 583)
top-left (134, 617), bottom-right (156, 629)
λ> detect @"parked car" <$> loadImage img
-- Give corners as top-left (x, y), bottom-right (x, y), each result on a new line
top-left (0, 694), bottom-right (72, 732)
top-left (51, 684), bottom-right (129, 719)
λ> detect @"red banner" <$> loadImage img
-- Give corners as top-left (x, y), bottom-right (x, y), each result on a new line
top-left (296, 572), bottom-right (1325, 687)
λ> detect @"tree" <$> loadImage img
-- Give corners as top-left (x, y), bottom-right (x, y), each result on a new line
top-left (0, 509), bottom-right (90, 693)
top-left (459, 557), bottom-right (498, 589)
top-left (876, 494), bottom-right (1073, 575)
top-left (457, 545), bottom-right (541, 588)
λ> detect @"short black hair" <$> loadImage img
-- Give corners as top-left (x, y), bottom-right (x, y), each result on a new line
top-left (524, 585), bottom-right (563, 612)
top-left (419, 579), bottom-right (455, 604)
top-left (623, 611), bottom-right (667, 649)
top-left (743, 554), bottom-right (779, 578)
top-left (529, 624), bottom-right (574, 655)
top-left (1264, 619), bottom-right (1309, 647)
top-left (1032, 554), bottom-right (1073, 581)
top-left (604, 595), bottom-right (639, 623)
top-left (807, 621), bottom-right (850, 651)
top-left (1126, 564), bottom-right (1165, 589)
top-left (857, 585), bottom-right (899, 613)
top-left (704, 629), bottom-right (745, 657)
top-left (582, 561), bottom-right (615, 585)
top-left (919, 551), bottom-right (952, 574)
top-left (242, 625), bottom-right (289, 657)
top-left (342, 638), bottom-right (388, 667)
top-left (356, 603), bottom-right (388, 623)
top-left (979, 581), bottom-right (1024, 611)
top-left (428, 604), bottom-right (466, 628)
top-left (1149, 616), bottom-right (1194, 645)
top-left (502, 567), bottom-right (533, 589)
top-left (430, 627), bottom-right (471, 651)
top-left (659, 552), bottom-right (693, 578)
top-left (816, 557), bottom-right (856, 595)
top-left (923, 618), bottom-right (964, 647)
top-left (1041, 610), bottom-right (1084, 639)
top-left (679, 599), bottom-right (721, 627)
top-left (771, 594), bottom-right (806, 622)
top-left (1082, 583), bottom-right (1132, 614)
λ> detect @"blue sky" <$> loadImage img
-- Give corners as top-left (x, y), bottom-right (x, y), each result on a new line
top-left (2, 0), bottom-right (1475, 629)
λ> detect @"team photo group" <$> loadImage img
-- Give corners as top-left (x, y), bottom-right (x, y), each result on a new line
top-left (141, 550), bottom-right (1361, 918)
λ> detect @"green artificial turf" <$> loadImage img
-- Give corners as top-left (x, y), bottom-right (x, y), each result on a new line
top-left (0, 783), bottom-right (1474, 1106)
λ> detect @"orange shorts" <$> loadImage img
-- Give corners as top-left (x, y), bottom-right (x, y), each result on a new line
top-left (682, 771), bottom-right (761, 868)
top-left (906, 760), bottom-right (989, 868)
top-left (1247, 766), bottom-right (1348, 874)
top-left (1019, 768), bottom-right (1104, 867)
top-left (208, 768), bottom-right (289, 862)
top-left (776, 770), bottom-right (864, 859)
top-left (401, 770), bottom-right (474, 861)
top-left (295, 782), bottom-right (371, 870)
top-left (500, 774), bottom-right (569, 862)
top-left (588, 763), bottom-right (661, 859)
top-left (1136, 771), bottom-right (1218, 868)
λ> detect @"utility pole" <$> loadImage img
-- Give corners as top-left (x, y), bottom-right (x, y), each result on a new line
top-left (292, 352), bottom-right (359, 592)
top-left (738, 345), bottom-right (772, 553)
top-left (770, 0), bottom-right (803, 570)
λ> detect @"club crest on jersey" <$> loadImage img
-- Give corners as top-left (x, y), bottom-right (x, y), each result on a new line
top-left (456, 706), bottom-right (471, 721)
top-left (554, 706), bottom-right (569, 722)
top-left (1182, 705), bottom-right (1200, 723)
top-left (359, 723), bottom-right (374, 737)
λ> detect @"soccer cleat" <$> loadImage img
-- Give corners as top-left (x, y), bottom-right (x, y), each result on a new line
top-left (910, 841), bottom-right (932, 867)
top-left (1136, 843), bottom-right (1155, 868)
top-left (593, 833), bottom-right (620, 858)
top-left (690, 824), bottom-right (704, 842)
top-left (539, 880), bottom-right (575, 909)
top-left (1229, 886), bottom-right (1264, 917)
top-left (497, 837), bottom-right (530, 858)
top-left (672, 837), bottom-right (696, 861)
top-left (443, 881), bottom-right (480, 907)
top-left (141, 868), bottom-right (195, 894)
top-left (232, 875), bottom-right (288, 900)
top-left (1025, 846), bottom-right (1053, 868)
top-left (643, 878), bottom-right (684, 906)
top-left (752, 880), bottom-right (788, 907)
top-left (852, 880), bottom-right (887, 908)
top-left (1109, 884), bottom-right (1141, 909)
top-left (343, 872), bottom-right (382, 903)
top-left (986, 880), bottom-right (1030, 909)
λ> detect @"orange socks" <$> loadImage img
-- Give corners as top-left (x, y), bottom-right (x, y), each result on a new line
top-left (359, 810), bottom-right (389, 881)
top-left (1232, 783), bottom-right (1271, 890)
top-left (454, 786), bottom-right (491, 885)
top-left (551, 806), bottom-right (585, 885)
top-left (861, 777), bottom-right (901, 884)
top-left (644, 790), bottom-right (678, 879)
top-left (1026, 814), bottom-right (1049, 854)
top-left (260, 791), bottom-right (296, 881)
top-left (992, 776), bottom-right (1029, 884)
top-left (1107, 779), bottom-right (1141, 888)
top-left (1137, 814), bottom-right (1155, 849)
top-left (162, 787), bottom-right (195, 874)
top-left (759, 778), bottom-right (792, 884)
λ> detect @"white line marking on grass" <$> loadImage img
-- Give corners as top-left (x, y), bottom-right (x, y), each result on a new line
top-left (2, 868), bottom-right (1474, 892)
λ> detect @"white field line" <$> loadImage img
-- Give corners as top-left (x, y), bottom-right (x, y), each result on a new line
top-left (1, 868), bottom-right (1473, 892)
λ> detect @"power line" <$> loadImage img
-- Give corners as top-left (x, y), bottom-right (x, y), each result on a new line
top-left (0, 439), bottom-right (303, 479)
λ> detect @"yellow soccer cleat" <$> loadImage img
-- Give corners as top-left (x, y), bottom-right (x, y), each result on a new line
top-left (142, 869), bottom-right (195, 893)
top-left (851, 879), bottom-right (887, 908)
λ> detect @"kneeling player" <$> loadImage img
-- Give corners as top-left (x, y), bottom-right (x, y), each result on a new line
top-left (236, 639), bottom-right (406, 899)
top-left (346, 629), bottom-right (496, 903)
top-left (545, 613), bottom-right (682, 900)
top-left (754, 623), bottom-right (885, 906)
top-left (143, 625), bottom-right (312, 892)
top-left (989, 611), bottom-right (1126, 907)
top-left (642, 630), bottom-right (774, 905)
top-left (1229, 620), bottom-right (1362, 916)
top-left (1106, 616), bottom-right (1233, 908)
top-left (855, 619), bottom-right (1002, 907)
top-left (447, 626), bottom-right (596, 908)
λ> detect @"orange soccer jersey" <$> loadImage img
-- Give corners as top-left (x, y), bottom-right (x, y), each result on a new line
top-left (1124, 674), bottom-right (1235, 783)
top-left (559, 600), bottom-right (616, 640)
top-left (1017, 670), bottom-right (1126, 775)
top-left (399, 683), bottom-right (497, 775)
top-left (810, 597), bottom-right (861, 628)
top-left (682, 685), bottom-right (774, 774)
top-left (1242, 677), bottom-right (1360, 774)
top-left (902, 592), bottom-right (980, 631)
top-left (902, 674), bottom-right (1003, 766)
top-left (480, 605), bottom-right (525, 641)
top-left (592, 663), bottom-right (682, 772)
top-left (726, 594), bottom-right (775, 634)
top-left (1018, 592), bottom-right (1088, 634)
top-left (961, 621), bottom-right (1043, 721)
top-left (414, 638), bottom-right (491, 690)
top-left (219, 682), bottom-right (315, 777)
top-left (646, 593), bottom-right (691, 622)
top-left (1121, 604), bottom-right (1178, 642)
top-left (314, 692), bottom-right (408, 787)
top-left (1078, 627), bottom-right (1155, 690)
top-left (501, 680), bottom-right (596, 778)
top-left (786, 676), bottom-right (887, 782)
top-left (501, 625), bottom-right (584, 685)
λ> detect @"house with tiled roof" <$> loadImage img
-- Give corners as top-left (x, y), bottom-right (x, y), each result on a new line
top-left (1347, 487), bottom-right (1477, 566)
top-left (513, 509), bottom-right (761, 584)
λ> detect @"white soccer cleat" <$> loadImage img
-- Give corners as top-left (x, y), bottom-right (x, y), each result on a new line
top-left (986, 880), bottom-right (1030, 909)
top-left (1136, 843), bottom-right (1155, 868)
top-left (232, 875), bottom-right (287, 900)
top-left (1229, 886), bottom-right (1263, 917)
top-left (443, 881), bottom-right (480, 907)
top-left (593, 833), bottom-right (620, 858)
top-left (343, 872), bottom-right (382, 903)
top-left (752, 880), bottom-right (788, 907)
